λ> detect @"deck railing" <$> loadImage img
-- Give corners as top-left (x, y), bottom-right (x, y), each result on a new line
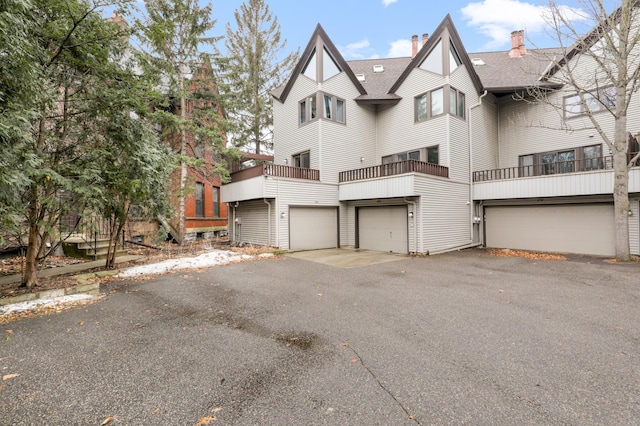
top-left (473, 156), bottom-right (616, 182)
top-left (229, 163), bottom-right (320, 183)
top-left (339, 160), bottom-right (449, 183)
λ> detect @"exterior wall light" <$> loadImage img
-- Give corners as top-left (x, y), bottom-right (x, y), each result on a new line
top-left (360, 157), bottom-right (365, 162)
top-left (408, 212), bottom-right (414, 218)
top-left (629, 210), bottom-right (633, 216)
top-left (281, 211), bottom-right (286, 218)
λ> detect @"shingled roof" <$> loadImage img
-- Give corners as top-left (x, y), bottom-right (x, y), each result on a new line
top-left (347, 57), bottom-right (411, 104)
top-left (468, 47), bottom-right (565, 94)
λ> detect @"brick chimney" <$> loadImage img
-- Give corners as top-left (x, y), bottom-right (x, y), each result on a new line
top-left (412, 34), bottom-right (419, 58)
top-left (422, 33), bottom-right (429, 46)
top-left (109, 12), bottom-right (129, 43)
top-left (509, 30), bottom-right (526, 58)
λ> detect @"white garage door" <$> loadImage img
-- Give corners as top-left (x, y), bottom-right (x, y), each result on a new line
top-left (289, 207), bottom-right (338, 250)
top-left (358, 206), bottom-right (408, 254)
top-left (485, 204), bottom-right (615, 256)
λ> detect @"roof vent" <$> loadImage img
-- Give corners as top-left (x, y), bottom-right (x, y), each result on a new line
top-left (373, 64), bottom-right (384, 73)
top-left (471, 58), bottom-right (486, 66)
top-left (356, 74), bottom-right (366, 82)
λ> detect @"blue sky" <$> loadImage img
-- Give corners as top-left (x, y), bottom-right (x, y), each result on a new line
top-left (208, 0), bottom-right (604, 60)
top-left (117, 0), bottom-right (613, 60)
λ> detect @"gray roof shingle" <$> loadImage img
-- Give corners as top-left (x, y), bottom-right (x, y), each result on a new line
top-left (468, 48), bottom-right (565, 93)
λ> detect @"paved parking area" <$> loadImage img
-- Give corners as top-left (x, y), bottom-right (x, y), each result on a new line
top-left (1, 249), bottom-right (639, 425)
top-left (286, 248), bottom-right (406, 267)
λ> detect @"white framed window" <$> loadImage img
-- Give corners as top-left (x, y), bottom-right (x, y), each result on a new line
top-left (300, 92), bottom-right (344, 125)
top-left (292, 151), bottom-right (310, 168)
top-left (564, 86), bottom-right (616, 119)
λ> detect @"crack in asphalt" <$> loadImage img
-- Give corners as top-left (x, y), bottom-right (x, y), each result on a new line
top-left (346, 344), bottom-right (422, 425)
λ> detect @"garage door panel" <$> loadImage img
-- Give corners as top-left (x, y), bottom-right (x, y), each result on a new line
top-left (485, 204), bottom-right (615, 256)
top-left (359, 206), bottom-right (408, 254)
top-left (290, 207), bottom-right (338, 250)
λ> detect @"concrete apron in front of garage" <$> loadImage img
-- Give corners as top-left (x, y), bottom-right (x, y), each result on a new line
top-left (286, 248), bottom-right (406, 268)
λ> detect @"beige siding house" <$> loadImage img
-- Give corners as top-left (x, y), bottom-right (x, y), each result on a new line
top-left (222, 14), bottom-right (640, 257)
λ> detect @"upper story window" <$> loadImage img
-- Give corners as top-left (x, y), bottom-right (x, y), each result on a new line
top-left (195, 182), bottom-right (204, 217)
top-left (450, 88), bottom-right (465, 119)
top-left (292, 150), bottom-right (310, 168)
top-left (300, 92), bottom-right (345, 125)
top-left (518, 144), bottom-right (603, 176)
top-left (449, 45), bottom-right (462, 73)
top-left (564, 86), bottom-right (616, 119)
top-left (415, 85), bottom-right (464, 122)
top-left (301, 46), bottom-right (341, 82)
top-left (420, 39), bottom-right (443, 74)
top-left (212, 186), bottom-right (220, 217)
top-left (382, 146), bottom-right (439, 165)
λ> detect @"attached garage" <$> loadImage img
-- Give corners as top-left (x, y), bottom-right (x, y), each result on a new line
top-left (289, 207), bottom-right (338, 250)
top-left (484, 203), bottom-right (615, 256)
top-left (358, 206), bottom-right (408, 254)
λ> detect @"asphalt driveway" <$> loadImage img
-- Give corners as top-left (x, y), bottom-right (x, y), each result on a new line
top-left (1, 249), bottom-right (639, 425)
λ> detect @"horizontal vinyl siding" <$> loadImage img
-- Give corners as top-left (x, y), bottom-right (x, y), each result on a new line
top-left (631, 198), bottom-right (639, 255)
top-left (472, 94), bottom-right (499, 172)
top-left (264, 179), bottom-right (338, 250)
top-left (340, 201), bottom-right (355, 248)
top-left (221, 177), bottom-right (264, 202)
top-left (449, 65), bottom-right (478, 182)
top-left (497, 92), bottom-right (617, 169)
top-left (377, 69), bottom-right (449, 164)
top-left (415, 176), bottom-right (471, 253)
top-left (474, 169), bottom-right (615, 200)
top-left (273, 76), bottom-right (320, 169)
top-left (449, 115), bottom-right (469, 182)
top-left (318, 74), bottom-right (377, 184)
top-left (339, 175), bottom-right (416, 200)
top-left (233, 199), bottom-right (272, 246)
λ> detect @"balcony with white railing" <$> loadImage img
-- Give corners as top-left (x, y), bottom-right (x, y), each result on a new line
top-left (474, 155), bottom-right (640, 200)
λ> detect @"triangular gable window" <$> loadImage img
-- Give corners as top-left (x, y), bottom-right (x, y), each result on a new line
top-left (323, 47), bottom-right (340, 80)
top-left (302, 50), bottom-right (317, 80)
top-left (420, 39), bottom-right (443, 74)
top-left (449, 44), bottom-right (462, 73)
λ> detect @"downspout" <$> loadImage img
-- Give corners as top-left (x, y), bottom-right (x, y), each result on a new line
top-left (263, 198), bottom-right (271, 246)
top-left (404, 197), bottom-right (418, 254)
top-left (231, 203), bottom-right (236, 243)
top-left (469, 90), bottom-right (488, 243)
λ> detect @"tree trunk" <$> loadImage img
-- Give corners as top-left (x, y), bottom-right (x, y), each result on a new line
top-left (22, 185), bottom-right (40, 289)
top-left (613, 112), bottom-right (631, 261)
top-left (178, 75), bottom-right (187, 245)
top-left (612, 148), bottom-right (631, 261)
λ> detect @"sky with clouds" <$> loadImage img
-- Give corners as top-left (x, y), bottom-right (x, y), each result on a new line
top-left (126, 0), bottom-right (609, 61)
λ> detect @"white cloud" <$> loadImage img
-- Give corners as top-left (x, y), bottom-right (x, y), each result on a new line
top-left (382, 0), bottom-right (399, 7)
top-left (387, 38), bottom-right (413, 58)
top-left (461, 0), bottom-right (586, 50)
top-left (340, 39), bottom-right (373, 59)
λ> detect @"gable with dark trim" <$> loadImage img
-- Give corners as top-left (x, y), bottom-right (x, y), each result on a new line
top-left (388, 14), bottom-right (484, 95)
top-left (273, 24), bottom-right (367, 103)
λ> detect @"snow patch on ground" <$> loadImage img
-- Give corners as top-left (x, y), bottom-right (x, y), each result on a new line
top-left (117, 250), bottom-right (253, 278)
top-left (1, 294), bottom-right (94, 315)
